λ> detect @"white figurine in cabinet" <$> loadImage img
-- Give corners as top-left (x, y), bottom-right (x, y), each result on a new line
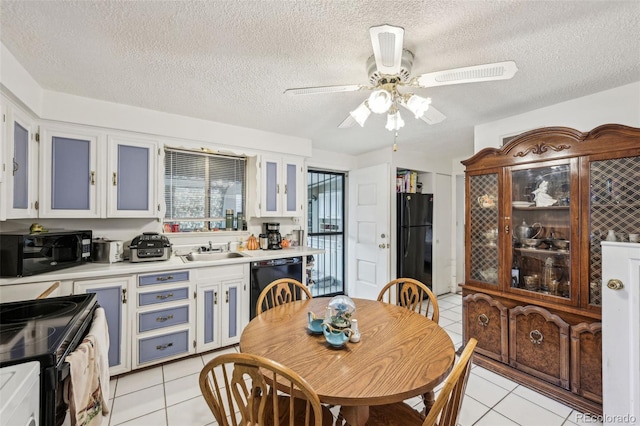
top-left (532, 181), bottom-right (557, 207)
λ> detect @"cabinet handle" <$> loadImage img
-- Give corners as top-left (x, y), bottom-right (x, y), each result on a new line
top-left (156, 314), bottom-right (174, 322)
top-left (156, 342), bottom-right (174, 350)
top-left (112, 172), bottom-right (117, 186)
top-left (505, 224), bottom-right (510, 234)
top-left (156, 293), bottom-right (174, 300)
top-left (529, 329), bottom-right (544, 345)
top-left (12, 159), bottom-right (18, 176)
top-left (156, 276), bottom-right (174, 282)
top-left (478, 314), bottom-right (489, 327)
top-left (90, 171), bottom-right (96, 185)
top-left (122, 289), bottom-right (127, 304)
top-left (607, 279), bottom-right (624, 290)
top-left (214, 291), bottom-right (218, 305)
top-left (284, 184), bottom-right (288, 194)
top-left (226, 290), bottom-right (229, 303)
top-left (277, 184), bottom-right (280, 194)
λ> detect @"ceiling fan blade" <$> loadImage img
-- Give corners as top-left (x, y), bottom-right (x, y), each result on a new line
top-left (338, 114), bottom-right (357, 128)
top-left (284, 85), bottom-right (363, 95)
top-left (369, 24), bottom-right (404, 75)
top-left (399, 102), bottom-right (446, 125)
top-left (414, 61), bottom-right (518, 88)
top-left (420, 105), bottom-right (446, 125)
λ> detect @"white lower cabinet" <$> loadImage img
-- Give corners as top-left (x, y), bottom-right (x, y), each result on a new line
top-left (72, 264), bottom-right (249, 376)
top-left (195, 264), bottom-right (249, 353)
top-left (134, 270), bottom-right (195, 369)
top-left (74, 275), bottom-right (133, 376)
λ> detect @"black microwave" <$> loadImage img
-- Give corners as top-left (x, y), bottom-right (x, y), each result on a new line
top-left (0, 230), bottom-right (92, 277)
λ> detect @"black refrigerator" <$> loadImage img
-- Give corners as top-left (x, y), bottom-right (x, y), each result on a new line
top-left (397, 193), bottom-right (433, 288)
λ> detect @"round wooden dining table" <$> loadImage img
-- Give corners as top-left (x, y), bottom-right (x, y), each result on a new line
top-left (240, 297), bottom-right (455, 426)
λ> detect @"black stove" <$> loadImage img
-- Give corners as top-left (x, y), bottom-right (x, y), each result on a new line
top-left (0, 293), bottom-right (98, 426)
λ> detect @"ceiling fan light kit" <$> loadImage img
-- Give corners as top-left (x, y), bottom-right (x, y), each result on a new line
top-left (405, 94), bottom-right (431, 119)
top-left (368, 89), bottom-right (393, 113)
top-left (385, 109), bottom-right (405, 132)
top-left (284, 24), bottom-right (518, 133)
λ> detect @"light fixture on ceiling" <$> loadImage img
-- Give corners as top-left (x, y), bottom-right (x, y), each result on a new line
top-left (349, 84), bottom-right (431, 131)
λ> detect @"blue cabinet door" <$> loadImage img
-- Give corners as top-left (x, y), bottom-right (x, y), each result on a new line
top-left (75, 276), bottom-right (131, 375)
top-left (13, 121), bottom-right (29, 209)
top-left (87, 285), bottom-right (124, 367)
top-left (51, 136), bottom-right (91, 210)
top-left (108, 136), bottom-right (157, 217)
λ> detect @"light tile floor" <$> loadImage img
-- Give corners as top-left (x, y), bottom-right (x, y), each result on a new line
top-left (103, 293), bottom-right (602, 426)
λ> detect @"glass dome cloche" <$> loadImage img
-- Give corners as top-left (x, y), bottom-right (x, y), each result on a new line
top-left (326, 295), bottom-right (356, 329)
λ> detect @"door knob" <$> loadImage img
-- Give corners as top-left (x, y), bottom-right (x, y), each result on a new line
top-left (607, 279), bottom-right (624, 290)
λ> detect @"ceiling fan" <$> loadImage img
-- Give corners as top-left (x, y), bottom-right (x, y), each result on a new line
top-left (284, 24), bottom-right (518, 132)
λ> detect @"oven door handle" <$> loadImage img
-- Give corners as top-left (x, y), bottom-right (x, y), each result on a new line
top-left (57, 362), bottom-right (71, 384)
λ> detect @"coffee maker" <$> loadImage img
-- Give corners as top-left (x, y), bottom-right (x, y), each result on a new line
top-left (264, 222), bottom-right (282, 250)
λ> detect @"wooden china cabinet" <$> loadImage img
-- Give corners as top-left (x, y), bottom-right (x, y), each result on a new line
top-left (461, 124), bottom-right (640, 415)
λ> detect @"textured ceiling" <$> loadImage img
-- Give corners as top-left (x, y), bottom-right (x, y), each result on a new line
top-left (1, 1), bottom-right (639, 161)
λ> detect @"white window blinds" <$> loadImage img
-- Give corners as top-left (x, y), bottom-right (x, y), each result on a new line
top-left (164, 149), bottom-right (246, 231)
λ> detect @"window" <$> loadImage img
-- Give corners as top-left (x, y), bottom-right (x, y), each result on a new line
top-left (164, 148), bottom-right (246, 232)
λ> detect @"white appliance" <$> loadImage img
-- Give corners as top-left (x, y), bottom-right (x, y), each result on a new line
top-left (0, 361), bottom-right (40, 426)
top-left (602, 242), bottom-right (640, 426)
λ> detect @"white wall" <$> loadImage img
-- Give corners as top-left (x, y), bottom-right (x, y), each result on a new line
top-left (308, 148), bottom-right (356, 172)
top-left (474, 82), bottom-right (640, 151)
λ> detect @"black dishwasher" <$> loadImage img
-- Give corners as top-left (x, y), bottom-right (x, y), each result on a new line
top-left (250, 257), bottom-right (303, 319)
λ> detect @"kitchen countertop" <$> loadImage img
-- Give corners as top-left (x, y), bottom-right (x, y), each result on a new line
top-left (0, 247), bottom-right (324, 285)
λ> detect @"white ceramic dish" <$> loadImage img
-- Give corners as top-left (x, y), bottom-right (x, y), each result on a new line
top-left (512, 201), bottom-right (534, 207)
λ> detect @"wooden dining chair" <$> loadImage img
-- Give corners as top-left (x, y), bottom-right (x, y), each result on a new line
top-left (256, 278), bottom-right (313, 315)
top-left (199, 352), bottom-right (333, 426)
top-left (377, 278), bottom-right (439, 324)
top-left (361, 338), bottom-right (478, 426)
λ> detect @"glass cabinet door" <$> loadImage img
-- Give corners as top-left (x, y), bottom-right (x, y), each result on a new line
top-left (588, 155), bottom-right (640, 306)
top-left (510, 163), bottom-right (573, 299)
top-left (469, 173), bottom-right (500, 286)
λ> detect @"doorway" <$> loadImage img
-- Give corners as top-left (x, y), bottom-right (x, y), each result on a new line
top-left (307, 170), bottom-right (345, 296)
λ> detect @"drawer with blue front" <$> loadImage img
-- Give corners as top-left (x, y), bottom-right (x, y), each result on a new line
top-left (138, 305), bottom-right (189, 333)
top-left (138, 271), bottom-right (189, 287)
top-left (138, 287), bottom-right (189, 306)
top-left (138, 329), bottom-right (189, 364)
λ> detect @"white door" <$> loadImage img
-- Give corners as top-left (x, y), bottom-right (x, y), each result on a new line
top-left (347, 164), bottom-right (390, 300)
top-left (602, 241), bottom-right (640, 425)
top-left (433, 173), bottom-right (452, 296)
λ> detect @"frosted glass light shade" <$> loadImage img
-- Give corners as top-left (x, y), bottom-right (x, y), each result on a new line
top-left (385, 110), bottom-right (405, 131)
top-left (349, 101), bottom-right (371, 127)
top-left (406, 95), bottom-right (431, 119)
top-left (368, 89), bottom-right (393, 114)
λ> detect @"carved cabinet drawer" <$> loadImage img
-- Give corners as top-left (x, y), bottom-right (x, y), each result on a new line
top-left (509, 305), bottom-right (570, 389)
top-left (463, 293), bottom-right (508, 363)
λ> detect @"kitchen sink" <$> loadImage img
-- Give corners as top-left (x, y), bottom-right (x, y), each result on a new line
top-left (183, 252), bottom-right (247, 262)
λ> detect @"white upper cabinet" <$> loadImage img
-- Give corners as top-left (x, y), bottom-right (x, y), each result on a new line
top-left (38, 124), bottom-right (159, 219)
top-left (106, 135), bottom-right (158, 218)
top-left (39, 124), bottom-right (102, 218)
top-left (251, 155), bottom-right (304, 217)
top-left (2, 104), bottom-right (39, 219)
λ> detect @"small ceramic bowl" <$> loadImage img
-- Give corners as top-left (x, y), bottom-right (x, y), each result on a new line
top-left (521, 238), bottom-right (543, 248)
